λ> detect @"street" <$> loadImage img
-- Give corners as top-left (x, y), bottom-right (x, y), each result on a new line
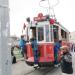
top-left (12, 53), bottom-right (75, 75)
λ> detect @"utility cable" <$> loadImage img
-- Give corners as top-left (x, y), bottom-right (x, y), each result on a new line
top-left (39, 0), bottom-right (60, 17)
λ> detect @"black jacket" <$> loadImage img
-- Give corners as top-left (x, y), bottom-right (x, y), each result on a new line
top-left (61, 52), bottom-right (73, 74)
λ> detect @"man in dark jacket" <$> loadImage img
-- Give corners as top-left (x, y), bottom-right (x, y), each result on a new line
top-left (60, 46), bottom-right (73, 75)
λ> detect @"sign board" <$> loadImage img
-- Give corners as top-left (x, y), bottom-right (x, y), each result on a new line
top-left (34, 13), bottom-right (47, 21)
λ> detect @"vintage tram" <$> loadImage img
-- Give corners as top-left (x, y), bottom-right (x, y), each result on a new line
top-left (23, 13), bottom-right (69, 67)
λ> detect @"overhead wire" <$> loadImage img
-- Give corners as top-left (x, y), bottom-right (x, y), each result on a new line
top-left (49, 0), bottom-right (60, 19)
top-left (39, 0), bottom-right (60, 19)
top-left (51, 0), bottom-right (60, 8)
top-left (53, 0), bottom-right (59, 19)
top-left (39, 0), bottom-right (49, 14)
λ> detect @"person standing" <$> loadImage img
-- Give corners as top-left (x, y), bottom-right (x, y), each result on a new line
top-left (30, 37), bottom-right (39, 68)
top-left (60, 46), bottom-right (73, 75)
top-left (11, 46), bottom-right (16, 64)
top-left (54, 40), bottom-right (62, 67)
top-left (19, 35), bottom-right (27, 57)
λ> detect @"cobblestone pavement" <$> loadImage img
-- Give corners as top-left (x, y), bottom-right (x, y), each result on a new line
top-left (12, 53), bottom-right (75, 75)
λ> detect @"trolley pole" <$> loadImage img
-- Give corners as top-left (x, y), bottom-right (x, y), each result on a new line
top-left (0, 0), bottom-right (11, 75)
top-left (48, 0), bottom-right (51, 15)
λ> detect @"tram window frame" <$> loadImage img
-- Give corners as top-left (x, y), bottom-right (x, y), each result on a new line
top-left (61, 29), bottom-right (67, 39)
top-left (65, 32), bottom-right (67, 38)
top-left (52, 25), bottom-right (59, 41)
top-left (45, 25), bottom-right (50, 42)
top-left (50, 25), bottom-right (54, 42)
top-left (37, 26), bottom-right (44, 42)
top-left (29, 27), bottom-right (36, 41)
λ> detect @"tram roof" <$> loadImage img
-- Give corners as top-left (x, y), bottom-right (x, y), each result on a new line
top-left (28, 20), bottom-right (69, 33)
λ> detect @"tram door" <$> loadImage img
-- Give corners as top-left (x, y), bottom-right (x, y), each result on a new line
top-left (26, 27), bottom-right (37, 58)
top-left (52, 25), bottom-right (61, 62)
top-left (53, 25), bottom-right (59, 41)
top-left (30, 27), bottom-right (36, 39)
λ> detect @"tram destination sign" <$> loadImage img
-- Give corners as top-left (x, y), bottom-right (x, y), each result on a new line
top-left (34, 13), bottom-right (49, 21)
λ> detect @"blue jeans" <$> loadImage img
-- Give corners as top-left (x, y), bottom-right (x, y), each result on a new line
top-left (54, 53), bottom-right (59, 65)
top-left (33, 50), bottom-right (39, 64)
top-left (21, 47), bottom-right (26, 57)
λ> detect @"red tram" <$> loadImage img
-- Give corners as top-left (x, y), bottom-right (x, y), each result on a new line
top-left (23, 13), bottom-right (69, 67)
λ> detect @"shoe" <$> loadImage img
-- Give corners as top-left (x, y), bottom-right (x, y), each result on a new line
top-left (33, 64), bottom-right (40, 69)
top-left (33, 64), bottom-right (38, 67)
top-left (54, 64), bottom-right (59, 67)
top-left (37, 66), bottom-right (40, 69)
top-left (58, 63), bottom-right (60, 66)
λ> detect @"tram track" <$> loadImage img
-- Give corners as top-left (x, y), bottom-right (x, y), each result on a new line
top-left (24, 66), bottom-right (60, 75)
top-left (42, 67), bottom-right (54, 75)
top-left (42, 67), bottom-right (60, 75)
top-left (24, 69), bottom-right (36, 75)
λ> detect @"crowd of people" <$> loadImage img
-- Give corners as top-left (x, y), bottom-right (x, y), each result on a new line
top-left (11, 35), bottom-right (74, 75)
top-left (11, 35), bottom-right (27, 64)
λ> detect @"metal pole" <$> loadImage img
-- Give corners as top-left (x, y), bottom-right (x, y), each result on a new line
top-left (0, 0), bottom-right (11, 75)
top-left (48, 0), bottom-right (50, 15)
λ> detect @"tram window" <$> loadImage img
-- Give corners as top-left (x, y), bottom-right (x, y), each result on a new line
top-left (29, 27), bottom-right (36, 39)
top-left (45, 25), bottom-right (50, 42)
top-left (61, 29), bottom-right (67, 39)
top-left (38, 27), bottom-right (44, 41)
top-left (50, 25), bottom-right (54, 42)
top-left (61, 29), bottom-right (64, 38)
top-left (53, 25), bottom-right (59, 41)
top-left (65, 32), bottom-right (67, 38)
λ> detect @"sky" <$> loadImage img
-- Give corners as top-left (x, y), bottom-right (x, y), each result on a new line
top-left (9, 0), bottom-right (75, 37)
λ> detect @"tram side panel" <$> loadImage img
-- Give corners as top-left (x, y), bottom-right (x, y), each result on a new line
top-left (45, 43), bottom-right (54, 62)
top-left (38, 44), bottom-right (45, 61)
top-left (25, 43), bottom-right (55, 66)
top-left (26, 44), bottom-right (33, 62)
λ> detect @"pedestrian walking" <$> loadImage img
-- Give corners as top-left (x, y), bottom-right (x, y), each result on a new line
top-left (60, 46), bottom-right (73, 75)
